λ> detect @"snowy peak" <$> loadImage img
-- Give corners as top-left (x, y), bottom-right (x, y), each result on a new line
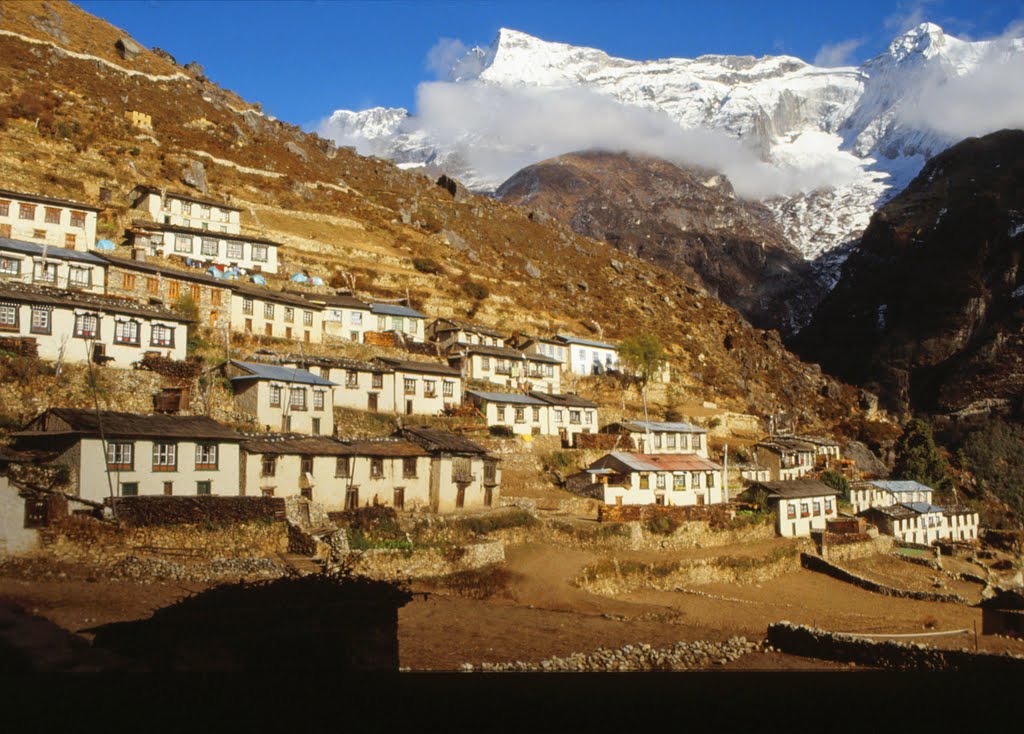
top-left (884, 22), bottom-right (950, 63)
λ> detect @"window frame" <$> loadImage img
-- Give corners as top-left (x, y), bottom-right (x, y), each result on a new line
top-left (113, 319), bottom-right (141, 347)
top-left (73, 312), bottom-right (100, 339)
top-left (150, 324), bottom-right (175, 348)
top-left (195, 443), bottom-right (219, 471)
top-left (152, 442), bottom-right (178, 472)
top-left (107, 441), bottom-right (134, 471)
top-left (0, 302), bottom-right (19, 331)
top-left (251, 243), bottom-right (269, 262)
top-left (29, 306), bottom-right (51, 335)
top-left (289, 387), bottom-right (307, 411)
top-left (403, 457), bottom-right (418, 478)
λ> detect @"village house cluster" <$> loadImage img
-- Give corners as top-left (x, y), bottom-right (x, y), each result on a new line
top-left (0, 183), bottom-right (986, 557)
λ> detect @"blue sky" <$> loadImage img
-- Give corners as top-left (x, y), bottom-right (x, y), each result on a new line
top-left (78, 0), bottom-right (1024, 128)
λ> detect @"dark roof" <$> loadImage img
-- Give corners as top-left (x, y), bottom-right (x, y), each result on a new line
top-left (455, 343), bottom-right (562, 364)
top-left (226, 281), bottom-right (322, 308)
top-left (131, 185), bottom-right (242, 212)
top-left (590, 452), bottom-right (720, 473)
top-left (394, 426), bottom-right (489, 455)
top-left (132, 220), bottom-right (280, 247)
top-left (229, 361), bottom-right (335, 386)
top-left (285, 290), bottom-right (369, 309)
top-left (289, 356), bottom-right (389, 374)
top-left (0, 237), bottom-right (106, 264)
top-left (370, 303), bottom-right (426, 318)
top-left (765, 437), bottom-right (817, 452)
top-left (749, 479), bottom-right (839, 499)
top-left (14, 409), bottom-right (241, 441)
top-left (859, 503), bottom-right (918, 520)
top-left (979, 587), bottom-right (1024, 610)
top-left (0, 187), bottom-right (101, 212)
top-left (466, 390), bottom-right (545, 406)
top-left (96, 253), bottom-right (230, 288)
top-left (431, 318), bottom-right (505, 339)
top-left (242, 435), bottom-right (427, 458)
top-left (528, 392), bottom-right (598, 408)
top-left (0, 283), bottom-right (191, 322)
top-left (374, 357), bottom-right (461, 377)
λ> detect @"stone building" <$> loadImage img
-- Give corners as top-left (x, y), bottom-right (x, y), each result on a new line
top-left (741, 479), bottom-right (839, 538)
top-left (129, 221), bottom-right (280, 275)
top-left (226, 282), bottom-right (324, 343)
top-left (600, 421), bottom-right (708, 457)
top-left (130, 186), bottom-right (241, 234)
top-left (448, 344), bottom-right (562, 393)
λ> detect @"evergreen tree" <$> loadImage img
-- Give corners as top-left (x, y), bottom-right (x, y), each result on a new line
top-left (892, 418), bottom-right (949, 489)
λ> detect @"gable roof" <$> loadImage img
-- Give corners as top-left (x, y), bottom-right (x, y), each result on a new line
top-left (394, 426), bottom-right (490, 455)
top-left (555, 334), bottom-right (616, 349)
top-left (466, 390), bottom-right (546, 406)
top-left (14, 409), bottom-right (240, 441)
top-left (289, 291), bottom-right (370, 310)
top-left (96, 253), bottom-right (231, 288)
top-left (369, 303), bottom-right (425, 318)
top-left (607, 420), bottom-right (705, 434)
top-left (591, 452), bottom-right (720, 473)
top-left (454, 343), bottom-right (562, 364)
top-left (131, 185), bottom-right (242, 212)
top-left (228, 360), bottom-right (335, 386)
top-left (241, 435), bottom-right (427, 458)
top-left (431, 318), bottom-right (505, 338)
top-left (870, 480), bottom-right (935, 495)
top-left (225, 281), bottom-right (322, 308)
top-left (289, 356), bottom-right (389, 374)
top-left (0, 236), bottom-right (107, 265)
top-left (132, 220), bottom-right (280, 247)
top-left (748, 479), bottom-right (839, 499)
top-left (528, 392), bottom-right (598, 408)
top-left (373, 357), bottom-right (461, 377)
top-left (0, 187), bottom-right (101, 212)
top-left (0, 283), bottom-right (191, 323)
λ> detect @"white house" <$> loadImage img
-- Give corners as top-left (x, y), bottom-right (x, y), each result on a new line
top-left (0, 282), bottom-right (190, 364)
top-left (850, 480), bottom-right (935, 515)
top-left (0, 188), bottom-right (100, 251)
top-left (373, 357), bottom-right (463, 415)
top-left (465, 390), bottom-right (599, 444)
top-left (506, 333), bottom-right (569, 369)
top-left (0, 237), bottom-right (107, 293)
top-left (300, 292), bottom-right (373, 343)
top-left (743, 479), bottom-right (839, 538)
top-left (600, 421), bottom-right (708, 458)
top-left (427, 318), bottom-right (506, 351)
top-left (754, 438), bottom-right (816, 482)
top-left (129, 222), bottom-right (281, 275)
top-left (449, 344), bottom-right (562, 393)
top-left (555, 334), bottom-right (619, 376)
top-left (395, 426), bottom-right (501, 512)
top-left (10, 409), bottom-right (243, 503)
top-left (226, 361), bottom-right (336, 436)
top-left (226, 282), bottom-right (324, 343)
top-left (586, 452), bottom-right (724, 507)
top-left (369, 303), bottom-right (426, 343)
top-left (794, 435), bottom-right (843, 468)
top-left (130, 186), bottom-right (242, 234)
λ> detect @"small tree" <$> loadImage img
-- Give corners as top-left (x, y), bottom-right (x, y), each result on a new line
top-left (892, 418), bottom-right (950, 490)
top-left (174, 294), bottom-right (202, 354)
top-left (820, 468), bottom-right (850, 499)
top-left (618, 334), bottom-right (666, 422)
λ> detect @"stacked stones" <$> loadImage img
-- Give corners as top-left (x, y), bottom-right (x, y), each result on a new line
top-left (463, 637), bottom-right (759, 672)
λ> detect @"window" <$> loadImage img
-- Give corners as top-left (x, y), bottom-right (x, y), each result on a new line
top-left (673, 474), bottom-right (686, 490)
top-left (393, 316), bottom-right (404, 333)
top-left (30, 307), bottom-right (50, 335)
top-left (345, 487), bottom-right (359, 510)
top-left (443, 380), bottom-right (454, 397)
top-left (196, 480), bottom-right (212, 495)
top-left (264, 302), bottom-right (275, 319)
top-left (284, 307), bottom-right (295, 323)
top-left (680, 434), bottom-right (689, 450)
top-left (0, 223), bottom-right (11, 238)
top-left (311, 417), bottom-right (321, 435)
top-left (69, 267), bottom-right (91, 288)
top-left (289, 387), bottom-right (307, 411)
top-left (639, 473), bottom-right (650, 490)
top-left (120, 482), bottom-right (139, 497)
top-left (351, 311), bottom-right (363, 326)
top-left (70, 211), bottom-right (86, 228)
top-left (514, 407), bottom-right (525, 424)
top-left (303, 310), bottom-right (313, 326)
top-left (18, 203), bottom-right (35, 220)
top-left (163, 482), bottom-right (173, 496)
top-left (706, 472), bottom-right (716, 488)
top-left (200, 205), bottom-right (211, 220)
top-left (481, 355), bottom-right (490, 370)
top-left (376, 315), bottom-right (386, 331)
top-left (261, 455), bottom-right (276, 477)
top-left (269, 384), bottom-right (282, 407)
top-left (73, 313), bottom-right (100, 338)
top-left (371, 457), bottom-right (384, 479)
top-left (693, 434), bottom-right (702, 450)
top-left (0, 200), bottom-right (8, 216)
top-left (210, 289), bottom-right (222, 306)
top-left (813, 501), bottom-right (822, 517)
top-left (107, 442), bottom-right (134, 471)
top-left (252, 244), bottom-right (269, 262)
top-left (667, 434), bottom-right (677, 449)
top-left (64, 233), bottom-right (77, 248)
top-left (151, 324), bottom-right (175, 347)
top-left (484, 460), bottom-right (498, 485)
top-left (181, 201), bottom-right (192, 215)
top-left (168, 281), bottom-right (180, 299)
top-left (44, 207), bottom-right (61, 224)
top-left (424, 380), bottom-right (436, 397)
top-left (226, 241), bottom-right (243, 259)
top-left (313, 391), bottom-right (325, 411)
top-left (570, 410), bottom-right (581, 425)
top-left (654, 433), bottom-right (663, 449)
top-left (404, 378), bottom-right (416, 395)
top-left (34, 262), bottom-right (57, 283)
top-left (403, 457), bottom-right (417, 478)
top-left (33, 228), bottom-right (47, 238)
top-left (800, 503), bottom-right (809, 518)
top-left (114, 319), bottom-right (141, 346)
top-left (346, 371), bottom-right (359, 389)
top-left (152, 443), bottom-right (177, 472)
top-left (300, 456), bottom-right (314, 477)
top-left (174, 234), bottom-right (193, 253)
top-left (242, 298), bottom-right (253, 315)
top-left (554, 409), bottom-right (563, 424)
top-left (195, 444), bottom-right (218, 471)
top-left (656, 474), bottom-right (666, 489)
top-left (787, 504), bottom-right (796, 520)
top-left (496, 406), bottom-right (505, 423)
top-left (584, 411), bottom-right (594, 425)
top-left (531, 406), bottom-right (540, 422)
top-left (335, 456), bottom-right (350, 478)
top-left (372, 373), bottom-right (383, 389)
top-left (0, 257), bottom-right (20, 275)
top-left (0, 303), bottom-right (18, 331)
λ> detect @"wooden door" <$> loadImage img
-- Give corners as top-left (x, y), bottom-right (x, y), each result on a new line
top-left (456, 486), bottom-right (466, 509)
top-left (368, 393), bottom-right (378, 412)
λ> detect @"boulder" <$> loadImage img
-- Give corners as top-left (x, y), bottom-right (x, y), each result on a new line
top-left (843, 440), bottom-right (888, 478)
top-left (184, 61), bottom-right (207, 81)
top-left (115, 37), bottom-right (143, 61)
top-left (442, 230), bottom-right (470, 252)
top-left (436, 175), bottom-right (471, 202)
top-left (180, 159), bottom-right (209, 194)
top-left (524, 260), bottom-right (542, 279)
top-left (285, 141), bottom-right (308, 162)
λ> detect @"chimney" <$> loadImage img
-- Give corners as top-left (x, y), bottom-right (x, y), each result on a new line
top-left (131, 246), bottom-right (147, 262)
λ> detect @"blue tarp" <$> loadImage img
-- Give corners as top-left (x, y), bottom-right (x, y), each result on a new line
top-left (250, 274), bottom-right (267, 285)
top-left (206, 267), bottom-right (223, 279)
top-left (290, 273), bottom-right (309, 283)
top-left (310, 276), bottom-right (325, 286)
top-left (95, 239), bottom-right (117, 251)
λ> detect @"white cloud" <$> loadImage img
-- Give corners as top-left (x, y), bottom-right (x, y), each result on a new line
top-left (813, 38), bottom-right (864, 67)
top-left (425, 37), bottom-right (489, 81)
top-left (884, 0), bottom-right (936, 34)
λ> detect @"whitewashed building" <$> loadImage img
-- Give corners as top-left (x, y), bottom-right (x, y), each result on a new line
top-left (129, 222), bottom-right (281, 275)
top-left (600, 421), bottom-right (708, 458)
top-left (555, 334), bottom-right (619, 376)
top-left (300, 292), bottom-right (373, 342)
top-left (465, 390), bottom-right (598, 444)
top-left (586, 452), bottom-right (724, 507)
top-left (373, 357), bottom-right (463, 415)
top-left (850, 479), bottom-right (935, 515)
top-left (428, 318), bottom-right (506, 351)
top-left (130, 186), bottom-right (242, 234)
top-left (754, 438), bottom-right (816, 482)
top-left (226, 361), bottom-right (336, 436)
top-left (449, 344), bottom-right (562, 393)
top-left (506, 333), bottom-right (569, 370)
top-left (0, 188), bottom-right (100, 251)
top-left (743, 479), bottom-right (839, 538)
top-left (0, 283), bottom-right (190, 364)
top-left (0, 237), bottom-right (107, 293)
top-left (226, 282), bottom-right (324, 343)
top-left (395, 426), bottom-right (501, 512)
top-left (369, 303), bottom-right (426, 343)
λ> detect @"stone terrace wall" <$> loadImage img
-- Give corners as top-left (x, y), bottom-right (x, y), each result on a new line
top-left (106, 496), bottom-right (286, 526)
top-left (823, 534), bottom-right (893, 563)
top-left (350, 539), bottom-right (505, 581)
top-left (599, 503), bottom-right (734, 528)
top-left (800, 553), bottom-right (965, 603)
top-left (767, 622), bottom-right (1024, 671)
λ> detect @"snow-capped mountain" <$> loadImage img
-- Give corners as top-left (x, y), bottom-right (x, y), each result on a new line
top-left (323, 23), bottom-right (1024, 264)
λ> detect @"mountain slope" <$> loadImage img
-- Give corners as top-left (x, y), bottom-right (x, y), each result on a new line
top-left (795, 129), bottom-right (1024, 418)
top-left (0, 0), bottom-right (869, 431)
top-left (495, 151), bottom-right (821, 332)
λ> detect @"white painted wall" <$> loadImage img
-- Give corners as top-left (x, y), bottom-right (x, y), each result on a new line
top-left (601, 468), bottom-right (724, 507)
top-left (136, 229), bottom-right (279, 275)
top-left (776, 495), bottom-right (836, 537)
top-left (0, 248), bottom-right (106, 293)
top-left (228, 291), bottom-right (323, 343)
top-left (135, 192), bottom-right (241, 234)
top-left (234, 380), bottom-right (334, 435)
top-left (628, 430), bottom-right (708, 457)
top-left (0, 196), bottom-right (97, 251)
top-left (0, 475), bottom-right (38, 555)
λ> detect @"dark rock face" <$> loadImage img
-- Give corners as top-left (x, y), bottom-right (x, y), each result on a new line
top-left (495, 150), bottom-right (821, 333)
top-left (796, 130), bottom-right (1024, 417)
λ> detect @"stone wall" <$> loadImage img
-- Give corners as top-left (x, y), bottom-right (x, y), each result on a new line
top-left (800, 553), bottom-right (966, 603)
top-left (107, 496), bottom-right (286, 526)
top-left (598, 503), bottom-right (734, 527)
top-left (767, 622), bottom-right (1024, 671)
top-left (349, 538), bottom-right (505, 581)
top-left (499, 496), bottom-right (538, 513)
top-left (822, 534), bottom-right (893, 563)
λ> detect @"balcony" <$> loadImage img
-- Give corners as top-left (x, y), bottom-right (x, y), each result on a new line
top-left (452, 471), bottom-right (476, 484)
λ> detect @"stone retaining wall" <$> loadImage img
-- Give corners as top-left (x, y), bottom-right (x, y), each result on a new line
top-left (800, 553), bottom-right (966, 603)
top-left (349, 539), bottom-right (505, 581)
top-left (598, 503), bottom-right (734, 527)
top-left (767, 622), bottom-right (1024, 671)
top-left (105, 496), bottom-right (286, 526)
top-left (499, 496), bottom-right (538, 513)
top-left (823, 535), bottom-right (892, 563)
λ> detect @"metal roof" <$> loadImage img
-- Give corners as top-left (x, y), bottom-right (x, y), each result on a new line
top-left (870, 480), bottom-right (935, 495)
top-left (229, 360), bottom-right (335, 386)
top-left (0, 282), bottom-right (191, 322)
top-left (0, 187), bottom-right (101, 211)
top-left (466, 390), bottom-right (546, 405)
top-left (0, 237), bottom-right (107, 265)
top-left (555, 334), bottom-right (616, 349)
top-left (593, 451), bottom-right (720, 473)
top-left (370, 303), bottom-right (425, 318)
top-left (528, 392), bottom-right (598, 408)
top-left (374, 357), bottom-right (461, 377)
top-left (613, 420), bottom-right (706, 434)
top-left (901, 502), bottom-right (945, 514)
top-left (747, 478), bottom-right (839, 499)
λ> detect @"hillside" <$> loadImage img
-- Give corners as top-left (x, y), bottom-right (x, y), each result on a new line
top-left (796, 129), bottom-right (1024, 419)
top-left (0, 0), bottom-right (870, 432)
top-left (495, 151), bottom-right (822, 333)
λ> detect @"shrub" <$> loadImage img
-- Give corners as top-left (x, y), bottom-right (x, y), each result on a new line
top-left (452, 509), bottom-right (537, 535)
top-left (821, 469), bottom-right (851, 498)
top-left (488, 425), bottom-right (514, 438)
top-left (461, 280), bottom-right (489, 300)
top-left (412, 257), bottom-right (442, 274)
top-left (645, 514), bottom-right (682, 535)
